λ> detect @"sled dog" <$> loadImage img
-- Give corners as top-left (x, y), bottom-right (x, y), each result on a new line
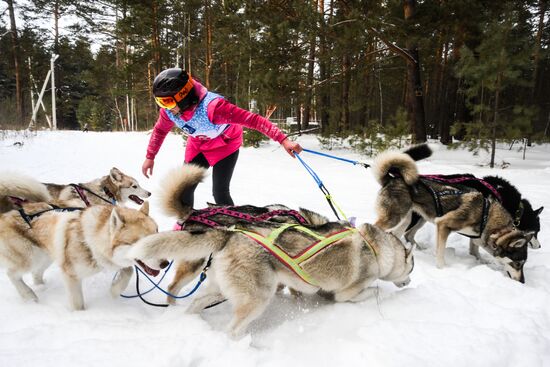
top-left (157, 165), bottom-right (329, 303)
top-left (0, 201), bottom-right (158, 309)
top-left (0, 168), bottom-right (151, 212)
top-left (404, 175), bottom-right (543, 250)
top-left (130, 218), bottom-right (414, 338)
top-left (372, 150), bottom-right (534, 282)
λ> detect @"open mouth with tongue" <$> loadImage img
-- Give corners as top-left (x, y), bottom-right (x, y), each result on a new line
top-left (135, 260), bottom-right (160, 277)
top-left (129, 195), bottom-right (144, 205)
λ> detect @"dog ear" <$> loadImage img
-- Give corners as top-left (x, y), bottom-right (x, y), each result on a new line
top-left (535, 206), bottom-right (544, 215)
top-left (110, 167), bottom-right (123, 182)
top-left (140, 201), bottom-right (149, 216)
top-left (110, 208), bottom-right (125, 232)
top-left (509, 238), bottom-right (527, 248)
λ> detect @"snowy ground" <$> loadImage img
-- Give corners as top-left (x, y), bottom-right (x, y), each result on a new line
top-left (0, 130), bottom-right (549, 367)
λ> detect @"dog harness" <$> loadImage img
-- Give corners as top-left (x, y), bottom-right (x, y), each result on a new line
top-left (420, 174), bottom-right (502, 202)
top-left (417, 176), bottom-right (491, 238)
top-left (183, 207), bottom-right (309, 228)
top-left (70, 184), bottom-right (117, 206)
top-left (18, 205), bottom-right (84, 228)
top-left (229, 223), bottom-right (377, 286)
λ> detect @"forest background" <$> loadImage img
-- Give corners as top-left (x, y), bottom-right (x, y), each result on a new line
top-left (2, 0), bottom-right (550, 161)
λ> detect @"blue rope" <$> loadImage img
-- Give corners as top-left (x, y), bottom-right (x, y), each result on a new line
top-left (118, 261), bottom-right (174, 298)
top-left (295, 152), bottom-right (342, 220)
top-left (302, 148), bottom-right (370, 168)
top-left (296, 152), bottom-right (323, 188)
top-left (133, 264), bottom-right (208, 299)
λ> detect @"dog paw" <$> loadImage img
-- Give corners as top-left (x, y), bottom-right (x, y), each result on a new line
top-left (436, 259), bottom-right (446, 269)
top-left (22, 291), bottom-right (39, 303)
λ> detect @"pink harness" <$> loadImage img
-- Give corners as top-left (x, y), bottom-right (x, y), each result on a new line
top-left (421, 174), bottom-right (503, 202)
top-left (183, 207), bottom-right (308, 228)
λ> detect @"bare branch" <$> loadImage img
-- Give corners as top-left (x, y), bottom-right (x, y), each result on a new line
top-left (368, 27), bottom-right (416, 64)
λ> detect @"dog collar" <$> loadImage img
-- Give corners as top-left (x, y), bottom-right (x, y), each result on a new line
top-left (70, 184), bottom-right (115, 206)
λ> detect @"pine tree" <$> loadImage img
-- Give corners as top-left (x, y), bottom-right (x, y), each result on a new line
top-left (454, 5), bottom-right (535, 167)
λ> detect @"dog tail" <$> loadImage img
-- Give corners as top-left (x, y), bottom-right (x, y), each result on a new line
top-left (0, 171), bottom-right (52, 212)
top-left (130, 229), bottom-right (228, 262)
top-left (403, 143), bottom-right (432, 162)
top-left (372, 148), bottom-right (423, 186)
top-left (158, 165), bottom-right (207, 220)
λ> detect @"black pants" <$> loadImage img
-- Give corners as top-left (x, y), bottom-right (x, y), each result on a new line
top-left (181, 150), bottom-right (239, 207)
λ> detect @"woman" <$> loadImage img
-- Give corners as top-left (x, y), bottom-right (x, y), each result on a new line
top-left (142, 68), bottom-right (302, 207)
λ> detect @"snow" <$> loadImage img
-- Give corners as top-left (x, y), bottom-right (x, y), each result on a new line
top-left (0, 130), bottom-right (549, 367)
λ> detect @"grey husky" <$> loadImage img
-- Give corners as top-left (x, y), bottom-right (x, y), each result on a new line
top-left (0, 167), bottom-right (151, 212)
top-left (129, 171), bottom-right (415, 338)
top-left (156, 165), bottom-right (328, 303)
top-left (372, 150), bottom-right (534, 282)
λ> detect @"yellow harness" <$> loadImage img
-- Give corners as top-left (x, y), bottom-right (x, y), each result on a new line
top-left (229, 223), bottom-right (377, 286)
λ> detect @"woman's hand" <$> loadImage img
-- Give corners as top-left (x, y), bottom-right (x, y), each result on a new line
top-left (142, 158), bottom-right (155, 178)
top-left (281, 138), bottom-right (303, 158)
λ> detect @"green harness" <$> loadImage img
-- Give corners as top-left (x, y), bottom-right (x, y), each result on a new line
top-left (229, 223), bottom-right (377, 286)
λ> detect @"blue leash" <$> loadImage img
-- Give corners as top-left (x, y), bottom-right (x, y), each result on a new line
top-left (119, 255), bottom-right (213, 308)
top-left (295, 152), bottom-right (347, 221)
top-left (133, 265), bottom-right (208, 308)
top-left (118, 261), bottom-right (174, 299)
top-left (302, 148), bottom-right (370, 168)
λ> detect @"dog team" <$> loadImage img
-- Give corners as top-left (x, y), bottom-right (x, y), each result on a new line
top-left (0, 144), bottom-right (543, 338)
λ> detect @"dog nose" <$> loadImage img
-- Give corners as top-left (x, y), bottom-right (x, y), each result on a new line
top-left (159, 260), bottom-right (170, 269)
top-left (146, 191), bottom-right (151, 197)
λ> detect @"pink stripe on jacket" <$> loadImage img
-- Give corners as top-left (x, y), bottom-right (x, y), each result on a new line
top-left (145, 81), bottom-right (287, 166)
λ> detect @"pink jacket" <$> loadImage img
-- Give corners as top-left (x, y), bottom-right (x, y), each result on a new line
top-left (145, 81), bottom-right (287, 166)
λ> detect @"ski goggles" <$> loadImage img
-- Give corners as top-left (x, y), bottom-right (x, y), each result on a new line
top-left (154, 76), bottom-right (194, 109)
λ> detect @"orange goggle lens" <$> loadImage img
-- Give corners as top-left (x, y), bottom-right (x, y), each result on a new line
top-left (153, 76), bottom-right (194, 110)
top-left (154, 96), bottom-right (178, 109)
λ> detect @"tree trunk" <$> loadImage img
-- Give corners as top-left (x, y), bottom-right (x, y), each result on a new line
top-left (532, 0), bottom-right (547, 142)
top-left (441, 23), bottom-right (465, 144)
top-left (151, 0), bottom-right (161, 75)
top-left (317, 0), bottom-right (330, 133)
top-left (340, 54), bottom-right (351, 132)
top-left (6, 0), bottom-right (24, 125)
top-left (490, 73), bottom-right (502, 169)
top-left (404, 0), bottom-right (426, 143)
top-left (429, 26), bottom-right (446, 139)
top-left (361, 41), bottom-right (375, 128)
top-left (303, 28), bottom-right (316, 130)
top-left (204, 0), bottom-right (213, 88)
top-left (53, 0), bottom-right (60, 52)
top-left (532, 0), bottom-right (547, 100)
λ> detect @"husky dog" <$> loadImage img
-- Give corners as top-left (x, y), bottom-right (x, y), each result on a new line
top-left (0, 201), bottom-right (158, 309)
top-left (372, 150), bottom-right (534, 282)
top-left (130, 217), bottom-right (414, 338)
top-left (405, 175), bottom-right (543, 250)
top-left (157, 165), bottom-right (329, 303)
top-left (0, 168), bottom-right (151, 213)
